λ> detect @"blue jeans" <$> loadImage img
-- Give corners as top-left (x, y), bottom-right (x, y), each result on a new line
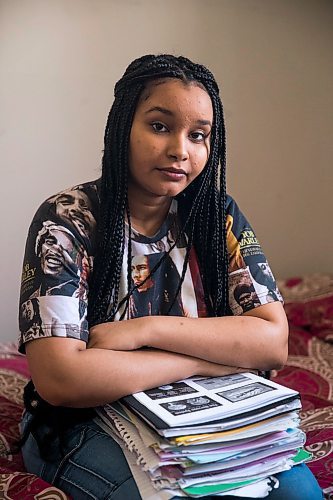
top-left (21, 412), bottom-right (323, 500)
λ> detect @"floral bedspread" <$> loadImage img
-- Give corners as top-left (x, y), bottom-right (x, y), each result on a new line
top-left (0, 344), bottom-right (70, 499)
top-left (274, 274), bottom-right (333, 498)
top-left (0, 274), bottom-right (332, 499)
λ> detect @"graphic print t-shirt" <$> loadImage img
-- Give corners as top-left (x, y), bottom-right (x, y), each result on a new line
top-left (18, 179), bottom-right (283, 353)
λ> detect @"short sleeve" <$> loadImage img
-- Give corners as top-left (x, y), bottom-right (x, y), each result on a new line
top-left (18, 183), bottom-right (98, 353)
top-left (226, 195), bottom-right (283, 316)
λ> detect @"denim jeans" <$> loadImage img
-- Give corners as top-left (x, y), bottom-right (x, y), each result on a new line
top-left (21, 412), bottom-right (323, 500)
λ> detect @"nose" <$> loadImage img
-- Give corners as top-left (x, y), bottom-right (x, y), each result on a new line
top-left (68, 200), bottom-right (80, 212)
top-left (49, 242), bottom-right (62, 254)
top-left (132, 269), bottom-right (140, 280)
top-left (167, 134), bottom-right (189, 162)
top-left (69, 207), bottom-right (80, 216)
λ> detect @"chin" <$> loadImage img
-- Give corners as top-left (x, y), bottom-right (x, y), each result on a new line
top-left (154, 185), bottom-right (187, 198)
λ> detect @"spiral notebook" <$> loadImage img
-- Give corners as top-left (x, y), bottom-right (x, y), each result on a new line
top-left (94, 372), bottom-right (310, 498)
top-left (94, 411), bottom-right (178, 499)
top-left (94, 411), bottom-right (286, 499)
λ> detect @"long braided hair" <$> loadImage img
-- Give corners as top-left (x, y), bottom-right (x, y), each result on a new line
top-left (17, 55), bottom-right (231, 458)
top-left (88, 54), bottom-right (230, 326)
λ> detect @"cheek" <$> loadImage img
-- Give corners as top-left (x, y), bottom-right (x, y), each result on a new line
top-left (65, 246), bottom-right (72, 256)
top-left (204, 141), bottom-right (211, 163)
top-left (129, 138), bottom-right (145, 171)
top-left (192, 151), bottom-right (209, 176)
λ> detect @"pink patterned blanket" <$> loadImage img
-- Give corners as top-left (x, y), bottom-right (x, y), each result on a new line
top-left (1, 274), bottom-right (332, 498)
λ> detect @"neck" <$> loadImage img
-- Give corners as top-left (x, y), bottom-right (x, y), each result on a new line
top-left (128, 191), bottom-right (172, 237)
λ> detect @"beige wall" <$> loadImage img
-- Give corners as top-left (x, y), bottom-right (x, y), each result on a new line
top-left (1, 0), bottom-right (332, 342)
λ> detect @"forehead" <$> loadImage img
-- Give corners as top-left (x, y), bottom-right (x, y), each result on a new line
top-left (46, 229), bottom-right (72, 244)
top-left (56, 191), bottom-right (88, 203)
top-left (132, 255), bottom-right (148, 266)
top-left (136, 79), bottom-right (213, 120)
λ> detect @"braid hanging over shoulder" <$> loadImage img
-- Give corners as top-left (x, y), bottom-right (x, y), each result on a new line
top-left (15, 54), bottom-right (231, 464)
top-left (88, 54), bottom-right (229, 327)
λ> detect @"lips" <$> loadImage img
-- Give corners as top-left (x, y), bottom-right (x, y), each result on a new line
top-left (158, 167), bottom-right (187, 175)
top-left (157, 167), bottom-right (187, 181)
top-left (45, 254), bottom-right (63, 269)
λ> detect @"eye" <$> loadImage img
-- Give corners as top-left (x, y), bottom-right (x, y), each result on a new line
top-left (79, 200), bottom-right (89, 210)
top-left (57, 196), bottom-right (73, 206)
top-left (190, 131), bottom-right (209, 142)
top-left (45, 236), bottom-right (57, 246)
top-left (151, 122), bottom-right (168, 133)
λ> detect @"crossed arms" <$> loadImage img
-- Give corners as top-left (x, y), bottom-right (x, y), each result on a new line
top-left (26, 301), bottom-right (288, 408)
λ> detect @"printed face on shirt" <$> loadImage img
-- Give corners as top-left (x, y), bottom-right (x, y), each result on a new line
top-left (131, 255), bottom-right (154, 292)
top-left (40, 229), bottom-right (75, 276)
top-left (128, 79), bottom-right (213, 202)
top-left (250, 261), bottom-right (276, 289)
top-left (21, 299), bottom-right (34, 322)
top-left (53, 191), bottom-right (95, 238)
top-left (259, 262), bottom-right (274, 279)
top-left (237, 292), bottom-right (255, 311)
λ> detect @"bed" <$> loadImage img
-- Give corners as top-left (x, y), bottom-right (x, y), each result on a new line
top-left (1, 273), bottom-right (332, 499)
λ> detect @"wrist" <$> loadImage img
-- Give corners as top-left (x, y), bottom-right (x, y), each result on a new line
top-left (144, 316), bottom-right (160, 347)
top-left (190, 355), bottom-right (203, 377)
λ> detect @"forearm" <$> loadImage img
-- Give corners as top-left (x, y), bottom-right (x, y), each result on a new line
top-left (26, 341), bottom-right (200, 408)
top-left (62, 349), bottom-right (200, 407)
top-left (86, 303), bottom-right (288, 375)
top-left (26, 337), bottom-right (251, 408)
top-left (148, 306), bottom-right (288, 371)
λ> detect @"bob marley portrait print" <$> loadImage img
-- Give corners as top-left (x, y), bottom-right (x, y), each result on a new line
top-left (18, 183), bottom-right (98, 351)
top-left (129, 252), bottom-right (185, 317)
top-left (46, 187), bottom-right (96, 239)
top-left (18, 180), bottom-right (283, 353)
top-left (32, 221), bottom-right (82, 297)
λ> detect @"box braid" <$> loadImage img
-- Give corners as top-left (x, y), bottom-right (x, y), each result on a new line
top-left (88, 54), bottom-right (230, 327)
top-left (15, 56), bottom-right (232, 461)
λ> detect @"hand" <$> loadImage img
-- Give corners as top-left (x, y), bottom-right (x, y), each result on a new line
top-left (88, 317), bottom-right (151, 351)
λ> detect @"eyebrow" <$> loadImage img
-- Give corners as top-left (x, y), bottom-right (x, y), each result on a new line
top-left (56, 194), bottom-right (74, 202)
top-left (145, 106), bottom-right (212, 127)
top-left (145, 106), bottom-right (173, 116)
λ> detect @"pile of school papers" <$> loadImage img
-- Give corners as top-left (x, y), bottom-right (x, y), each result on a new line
top-left (96, 372), bottom-right (311, 498)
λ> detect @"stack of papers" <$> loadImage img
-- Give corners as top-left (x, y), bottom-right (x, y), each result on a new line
top-left (96, 372), bottom-right (311, 498)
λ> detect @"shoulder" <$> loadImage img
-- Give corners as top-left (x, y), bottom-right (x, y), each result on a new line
top-left (225, 194), bottom-right (253, 239)
top-left (32, 179), bottom-right (100, 243)
top-left (225, 194), bottom-right (245, 219)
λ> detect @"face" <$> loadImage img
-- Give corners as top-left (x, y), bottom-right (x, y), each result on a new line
top-left (131, 255), bottom-right (154, 292)
top-left (259, 263), bottom-right (274, 280)
top-left (128, 79), bottom-right (213, 202)
top-left (40, 229), bottom-right (75, 276)
top-left (238, 292), bottom-right (254, 311)
top-left (54, 191), bottom-right (95, 238)
top-left (22, 300), bottom-right (34, 322)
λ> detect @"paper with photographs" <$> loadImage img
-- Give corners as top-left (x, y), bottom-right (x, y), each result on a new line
top-left (124, 372), bottom-right (299, 428)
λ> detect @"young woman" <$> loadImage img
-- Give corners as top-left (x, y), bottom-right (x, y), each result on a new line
top-left (19, 54), bottom-right (322, 499)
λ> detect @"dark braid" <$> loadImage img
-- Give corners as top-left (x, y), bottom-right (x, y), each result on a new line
top-left (15, 54), bottom-right (231, 462)
top-left (88, 54), bottom-right (230, 326)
